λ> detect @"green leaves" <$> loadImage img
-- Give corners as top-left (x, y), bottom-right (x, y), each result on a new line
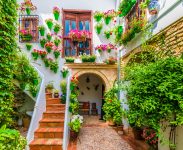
top-left (123, 56), bottom-right (183, 133)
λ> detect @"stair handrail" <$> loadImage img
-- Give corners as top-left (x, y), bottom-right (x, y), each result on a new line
top-left (26, 65), bottom-right (45, 150)
top-left (62, 70), bottom-right (72, 150)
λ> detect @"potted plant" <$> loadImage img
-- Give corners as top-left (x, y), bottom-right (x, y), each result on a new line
top-left (31, 49), bottom-right (39, 60)
top-left (81, 55), bottom-right (96, 63)
top-left (68, 29), bottom-right (90, 43)
top-left (104, 30), bottom-right (113, 39)
top-left (69, 115), bottom-right (83, 141)
top-left (103, 9), bottom-right (116, 25)
top-left (95, 23), bottom-right (103, 34)
top-left (60, 80), bottom-right (67, 94)
top-left (94, 11), bottom-right (103, 22)
top-left (53, 49), bottom-right (61, 59)
top-left (19, 30), bottom-right (33, 42)
top-left (104, 57), bottom-right (117, 65)
top-left (26, 43), bottom-right (32, 51)
top-left (50, 61), bottom-right (59, 73)
top-left (45, 18), bottom-right (54, 30)
top-left (65, 57), bottom-right (75, 63)
top-left (53, 6), bottom-right (60, 21)
top-left (19, 0), bottom-right (37, 15)
top-left (44, 58), bottom-right (51, 67)
top-left (38, 50), bottom-right (47, 59)
top-left (45, 82), bottom-right (54, 93)
top-left (61, 66), bottom-right (69, 78)
top-left (142, 128), bottom-right (158, 150)
top-left (53, 89), bottom-right (59, 98)
top-left (46, 33), bottom-right (52, 41)
top-left (107, 43), bottom-right (116, 53)
top-left (148, 0), bottom-right (159, 15)
top-left (103, 88), bottom-right (123, 126)
top-left (40, 38), bottom-right (47, 48)
top-left (53, 23), bottom-right (61, 34)
top-left (54, 36), bottom-right (62, 47)
top-left (70, 76), bottom-right (79, 91)
top-left (38, 25), bottom-right (45, 36)
top-left (45, 41), bottom-right (54, 53)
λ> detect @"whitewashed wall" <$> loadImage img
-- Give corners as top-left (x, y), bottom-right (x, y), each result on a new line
top-left (17, 0), bottom-right (116, 89)
top-left (77, 74), bottom-right (103, 115)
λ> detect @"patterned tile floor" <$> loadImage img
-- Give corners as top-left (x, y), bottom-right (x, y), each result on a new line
top-left (77, 116), bottom-right (134, 150)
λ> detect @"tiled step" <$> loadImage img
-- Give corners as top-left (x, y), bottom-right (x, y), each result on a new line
top-left (46, 93), bottom-right (52, 99)
top-left (43, 111), bottom-right (65, 119)
top-left (35, 128), bottom-right (64, 138)
top-left (46, 98), bottom-right (61, 105)
top-left (39, 118), bottom-right (64, 128)
top-left (30, 138), bottom-right (62, 150)
top-left (46, 104), bottom-right (65, 111)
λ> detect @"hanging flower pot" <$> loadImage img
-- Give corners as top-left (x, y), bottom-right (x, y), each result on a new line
top-left (31, 50), bottom-right (39, 60)
top-left (103, 9), bottom-right (116, 25)
top-left (53, 50), bottom-right (60, 59)
top-left (107, 49), bottom-right (111, 53)
top-left (54, 37), bottom-right (61, 47)
top-left (44, 59), bottom-right (50, 67)
top-left (94, 11), bottom-right (103, 22)
top-left (40, 38), bottom-right (47, 48)
top-left (95, 23), bottom-right (103, 35)
top-left (26, 7), bottom-right (31, 15)
top-left (26, 43), bottom-right (32, 51)
top-left (45, 19), bottom-right (53, 30)
top-left (50, 61), bottom-right (59, 73)
top-left (53, 23), bottom-right (61, 34)
top-left (53, 7), bottom-right (60, 21)
top-left (104, 30), bottom-right (112, 39)
top-left (104, 16), bottom-right (112, 25)
top-left (62, 71), bottom-right (68, 78)
top-left (46, 33), bottom-right (52, 41)
top-left (38, 26), bottom-right (45, 36)
top-left (38, 51), bottom-right (47, 59)
top-left (45, 42), bottom-right (54, 53)
top-left (148, 0), bottom-right (159, 15)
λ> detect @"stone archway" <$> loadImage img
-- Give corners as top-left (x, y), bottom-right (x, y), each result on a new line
top-left (65, 63), bottom-right (117, 91)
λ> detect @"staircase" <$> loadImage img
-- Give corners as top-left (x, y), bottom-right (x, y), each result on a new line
top-left (29, 93), bottom-right (65, 150)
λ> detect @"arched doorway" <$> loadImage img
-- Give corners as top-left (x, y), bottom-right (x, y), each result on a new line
top-left (77, 73), bottom-right (105, 119)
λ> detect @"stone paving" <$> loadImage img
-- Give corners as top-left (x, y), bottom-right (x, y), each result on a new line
top-left (77, 116), bottom-right (134, 150)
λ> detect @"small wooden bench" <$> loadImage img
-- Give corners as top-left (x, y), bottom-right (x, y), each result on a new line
top-left (79, 102), bottom-right (90, 115)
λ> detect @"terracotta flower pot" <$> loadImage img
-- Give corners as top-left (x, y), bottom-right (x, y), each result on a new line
top-left (70, 130), bottom-right (79, 141)
top-left (132, 128), bottom-right (143, 140)
top-left (54, 93), bottom-right (59, 98)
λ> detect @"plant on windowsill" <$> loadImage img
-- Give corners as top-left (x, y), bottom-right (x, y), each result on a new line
top-left (103, 87), bottom-right (123, 126)
top-left (31, 49), bottom-right (39, 60)
top-left (19, 0), bottom-right (37, 15)
top-left (38, 25), bottom-right (45, 36)
top-left (68, 29), bottom-right (90, 43)
top-left (45, 18), bottom-right (54, 30)
top-left (93, 11), bottom-right (104, 22)
top-left (25, 43), bottom-right (32, 51)
top-left (103, 9), bottom-right (116, 25)
top-left (46, 33), bottom-right (52, 41)
top-left (118, 0), bottom-right (137, 17)
top-left (65, 57), bottom-right (75, 63)
top-left (53, 89), bottom-right (59, 98)
top-left (54, 23), bottom-right (61, 34)
top-left (45, 41), bottom-right (54, 53)
top-left (45, 82), bottom-right (54, 93)
top-left (104, 30), bottom-right (113, 39)
top-left (19, 30), bottom-right (33, 42)
top-left (95, 43), bottom-right (116, 53)
top-left (40, 38), bottom-right (47, 48)
top-left (53, 6), bottom-right (60, 21)
top-left (81, 54), bottom-right (96, 63)
top-left (95, 23), bottom-right (103, 34)
top-left (104, 57), bottom-right (117, 65)
top-left (50, 61), bottom-right (59, 73)
top-left (61, 66), bottom-right (69, 78)
top-left (69, 115), bottom-right (83, 141)
top-left (54, 36), bottom-right (62, 47)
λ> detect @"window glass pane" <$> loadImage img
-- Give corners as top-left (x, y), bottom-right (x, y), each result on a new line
top-left (85, 21), bottom-right (90, 31)
top-left (65, 49), bottom-right (70, 56)
top-left (71, 48), bottom-right (76, 56)
top-left (65, 20), bottom-right (70, 36)
top-left (71, 21), bottom-right (76, 30)
top-left (86, 49), bottom-right (90, 55)
top-left (79, 21), bottom-right (84, 30)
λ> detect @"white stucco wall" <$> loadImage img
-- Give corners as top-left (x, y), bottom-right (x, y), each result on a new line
top-left (77, 74), bottom-right (103, 115)
top-left (120, 0), bottom-right (183, 54)
top-left (17, 0), bottom-right (116, 89)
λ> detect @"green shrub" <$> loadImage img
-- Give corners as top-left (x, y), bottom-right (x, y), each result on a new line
top-left (0, 126), bottom-right (27, 150)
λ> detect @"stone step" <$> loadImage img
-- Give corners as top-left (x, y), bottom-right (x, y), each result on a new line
top-left (46, 93), bottom-right (52, 99)
top-left (46, 98), bottom-right (61, 105)
top-left (43, 111), bottom-right (65, 119)
top-left (46, 104), bottom-right (65, 111)
top-left (29, 138), bottom-right (62, 150)
top-left (35, 128), bottom-right (64, 139)
top-left (39, 118), bottom-right (64, 128)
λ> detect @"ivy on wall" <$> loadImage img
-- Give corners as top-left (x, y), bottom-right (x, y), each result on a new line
top-left (0, 0), bottom-right (18, 126)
